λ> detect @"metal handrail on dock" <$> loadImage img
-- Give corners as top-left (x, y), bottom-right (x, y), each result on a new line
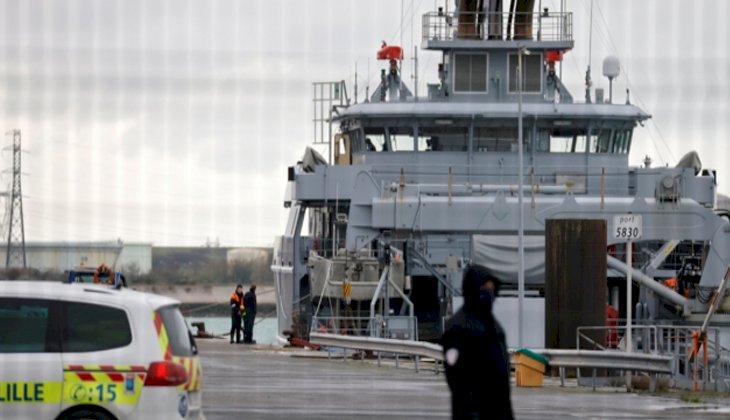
top-left (311, 332), bottom-right (443, 361)
top-left (309, 332), bottom-right (673, 390)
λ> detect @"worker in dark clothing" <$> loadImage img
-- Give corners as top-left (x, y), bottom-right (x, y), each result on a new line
top-left (243, 285), bottom-right (257, 344)
top-left (441, 265), bottom-right (513, 419)
top-left (229, 284), bottom-right (244, 344)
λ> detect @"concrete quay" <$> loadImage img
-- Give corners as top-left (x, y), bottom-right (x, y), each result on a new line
top-left (198, 340), bottom-right (730, 419)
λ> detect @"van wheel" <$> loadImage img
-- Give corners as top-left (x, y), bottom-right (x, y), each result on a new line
top-left (58, 407), bottom-right (116, 420)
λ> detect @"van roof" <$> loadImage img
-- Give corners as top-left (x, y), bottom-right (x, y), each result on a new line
top-left (0, 280), bottom-right (180, 309)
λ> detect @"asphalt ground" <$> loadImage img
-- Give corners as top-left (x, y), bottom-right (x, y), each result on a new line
top-left (197, 339), bottom-right (730, 420)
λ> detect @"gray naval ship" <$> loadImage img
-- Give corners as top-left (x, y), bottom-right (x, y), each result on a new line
top-left (272, 0), bottom-right (730, 385)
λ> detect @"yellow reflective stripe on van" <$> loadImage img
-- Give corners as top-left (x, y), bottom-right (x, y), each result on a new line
top-left (170, 356), bottom-right (202, 391)
top-left (188, 357), bottom-right (202, 391)
top-left (152, 311), bottom-right (173, 360)
top-left (152, 311), bottom-right (203, 391)
top-left (0, 382), bottom-right (62, 403)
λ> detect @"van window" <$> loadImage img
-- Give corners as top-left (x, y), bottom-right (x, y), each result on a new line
top-left (158, 306), bottom-right (197, 357)
top-left (62, 302), bottom-right (132, 352)
top-left (0, 298), bottom-right (55, 353)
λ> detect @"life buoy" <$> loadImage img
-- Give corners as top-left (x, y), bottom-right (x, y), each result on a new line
top-left (93, 263), bottom-right (115, 285)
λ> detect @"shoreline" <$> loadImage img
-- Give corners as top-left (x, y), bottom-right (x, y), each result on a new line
top-left (132, 284), bottom-right (276, 304)
top-left (181, 302), bottom-right (277, 317)
top-left (130, 284), bottom-right (277, 317)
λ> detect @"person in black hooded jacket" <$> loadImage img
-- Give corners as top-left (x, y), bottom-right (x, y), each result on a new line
top-left (441, 264), bottom-right (513, 420)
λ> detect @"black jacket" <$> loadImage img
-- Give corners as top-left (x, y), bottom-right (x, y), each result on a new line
top-left (243, 291), bottom-right (257, 317)
top-left (442, 310), bottom-right (512, 419)
top-left (441, 265), bottom-right (513, 420)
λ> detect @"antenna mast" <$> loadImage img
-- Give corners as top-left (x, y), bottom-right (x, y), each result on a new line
top-left (413, 46), bottom-right (419, 101)
top-left (6, 129), bottom-right (27, 269)
top-left (585, 0), bottom-right (594, 103)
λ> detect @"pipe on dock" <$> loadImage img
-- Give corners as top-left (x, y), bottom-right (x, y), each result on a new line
top-left (606, 254), bottom-right (689, 311)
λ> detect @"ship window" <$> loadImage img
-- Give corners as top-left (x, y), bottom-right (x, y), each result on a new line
top-left (418, 126), bottom-right (469, 151)
top-left (589, 129), bottom-right (612, 153)
top-left (508, 53), bottom-right (542, 93)
top-left (610, 130), bottom-right (623, 153)
top-left (348, 128), bottom-right (364, 153)
top-left (363, 127), bottom-right (386, 151)
top-left (585, 129), bottom-right (632, 154)
top-left (547, 129), bottom-right (587, 153)
top-left (474, 127), bottom-right (517, 152)
top-left (615, 129), bottom-right (632, 154)
top-left (388, 126), bottom-right (415, 151)
top-left (336, 136), bottom-right (347, 155)
top-left (453, 53), bottom-right (488, 93)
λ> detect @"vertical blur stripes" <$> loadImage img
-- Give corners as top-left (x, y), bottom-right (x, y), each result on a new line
top-left (0, 1), bottom-right (727, 246)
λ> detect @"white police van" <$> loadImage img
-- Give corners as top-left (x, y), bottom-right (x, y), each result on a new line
top-left (0, 281), bottom-right (204, 419)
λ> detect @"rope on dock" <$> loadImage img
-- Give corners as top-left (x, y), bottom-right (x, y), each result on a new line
top-left (183, 301), bottom-right (226, 315)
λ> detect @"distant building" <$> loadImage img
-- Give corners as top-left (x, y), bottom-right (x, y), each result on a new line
top-left (227, 248), bottom-right (270, 266)
top-left (118, 243), bottom-right (153, 274)
top-left (0, 241), bottom-right (152, 274)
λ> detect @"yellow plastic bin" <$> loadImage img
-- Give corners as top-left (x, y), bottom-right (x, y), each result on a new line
top-left (514, 348), bottom-right (548, 387)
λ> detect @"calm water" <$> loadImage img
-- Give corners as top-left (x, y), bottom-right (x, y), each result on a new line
top-left (185, 317), bottom-right (279, 345)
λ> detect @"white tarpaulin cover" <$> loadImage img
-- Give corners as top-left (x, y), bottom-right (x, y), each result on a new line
top-left (471, 235), bottom-right (546, 285)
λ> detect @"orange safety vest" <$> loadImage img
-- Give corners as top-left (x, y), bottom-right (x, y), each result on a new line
top-left (230, 292), bottom-right (242, 304)
top-left (230, 292), bottom-right (244, 313)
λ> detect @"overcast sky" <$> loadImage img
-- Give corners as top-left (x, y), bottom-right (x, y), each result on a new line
top-left (0, 0), bottom-right (728, 247)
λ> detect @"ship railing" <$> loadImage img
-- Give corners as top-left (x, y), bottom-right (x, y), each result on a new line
top-left (312, 315), bottom-right (373, 337)
top-left (422, 10), bottom-right (572, 43)
top-left (371, 163), bottom-right (616, 199)
top-left (655, 325), bottom-right (728, 391)
top-left (577, 323), bottom-right (659, 353)
top-left (365, 163), bottom-right (711, 201)
top-left (311, 315), bottom-right (419, 341)
top-left (312, 80), bottom-right (349, 163)
top-left (577, 323), bottom-right (729, 391)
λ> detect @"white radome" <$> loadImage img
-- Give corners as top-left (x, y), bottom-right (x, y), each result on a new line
top-left (602, 55), bottom-right (621, 79)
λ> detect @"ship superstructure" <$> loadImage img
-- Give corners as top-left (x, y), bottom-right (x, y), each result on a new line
top-left (272, 0), bottom-right (730, 371)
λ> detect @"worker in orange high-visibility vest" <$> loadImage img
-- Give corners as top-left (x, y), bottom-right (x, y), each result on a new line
top-left (230, 284), bottom-right (244, 343)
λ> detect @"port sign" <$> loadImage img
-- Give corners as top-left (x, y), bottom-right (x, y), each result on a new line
top-left (613, 214), bottom-right (642, 240)
top-left (613, 213), bottom-right (642, 361)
